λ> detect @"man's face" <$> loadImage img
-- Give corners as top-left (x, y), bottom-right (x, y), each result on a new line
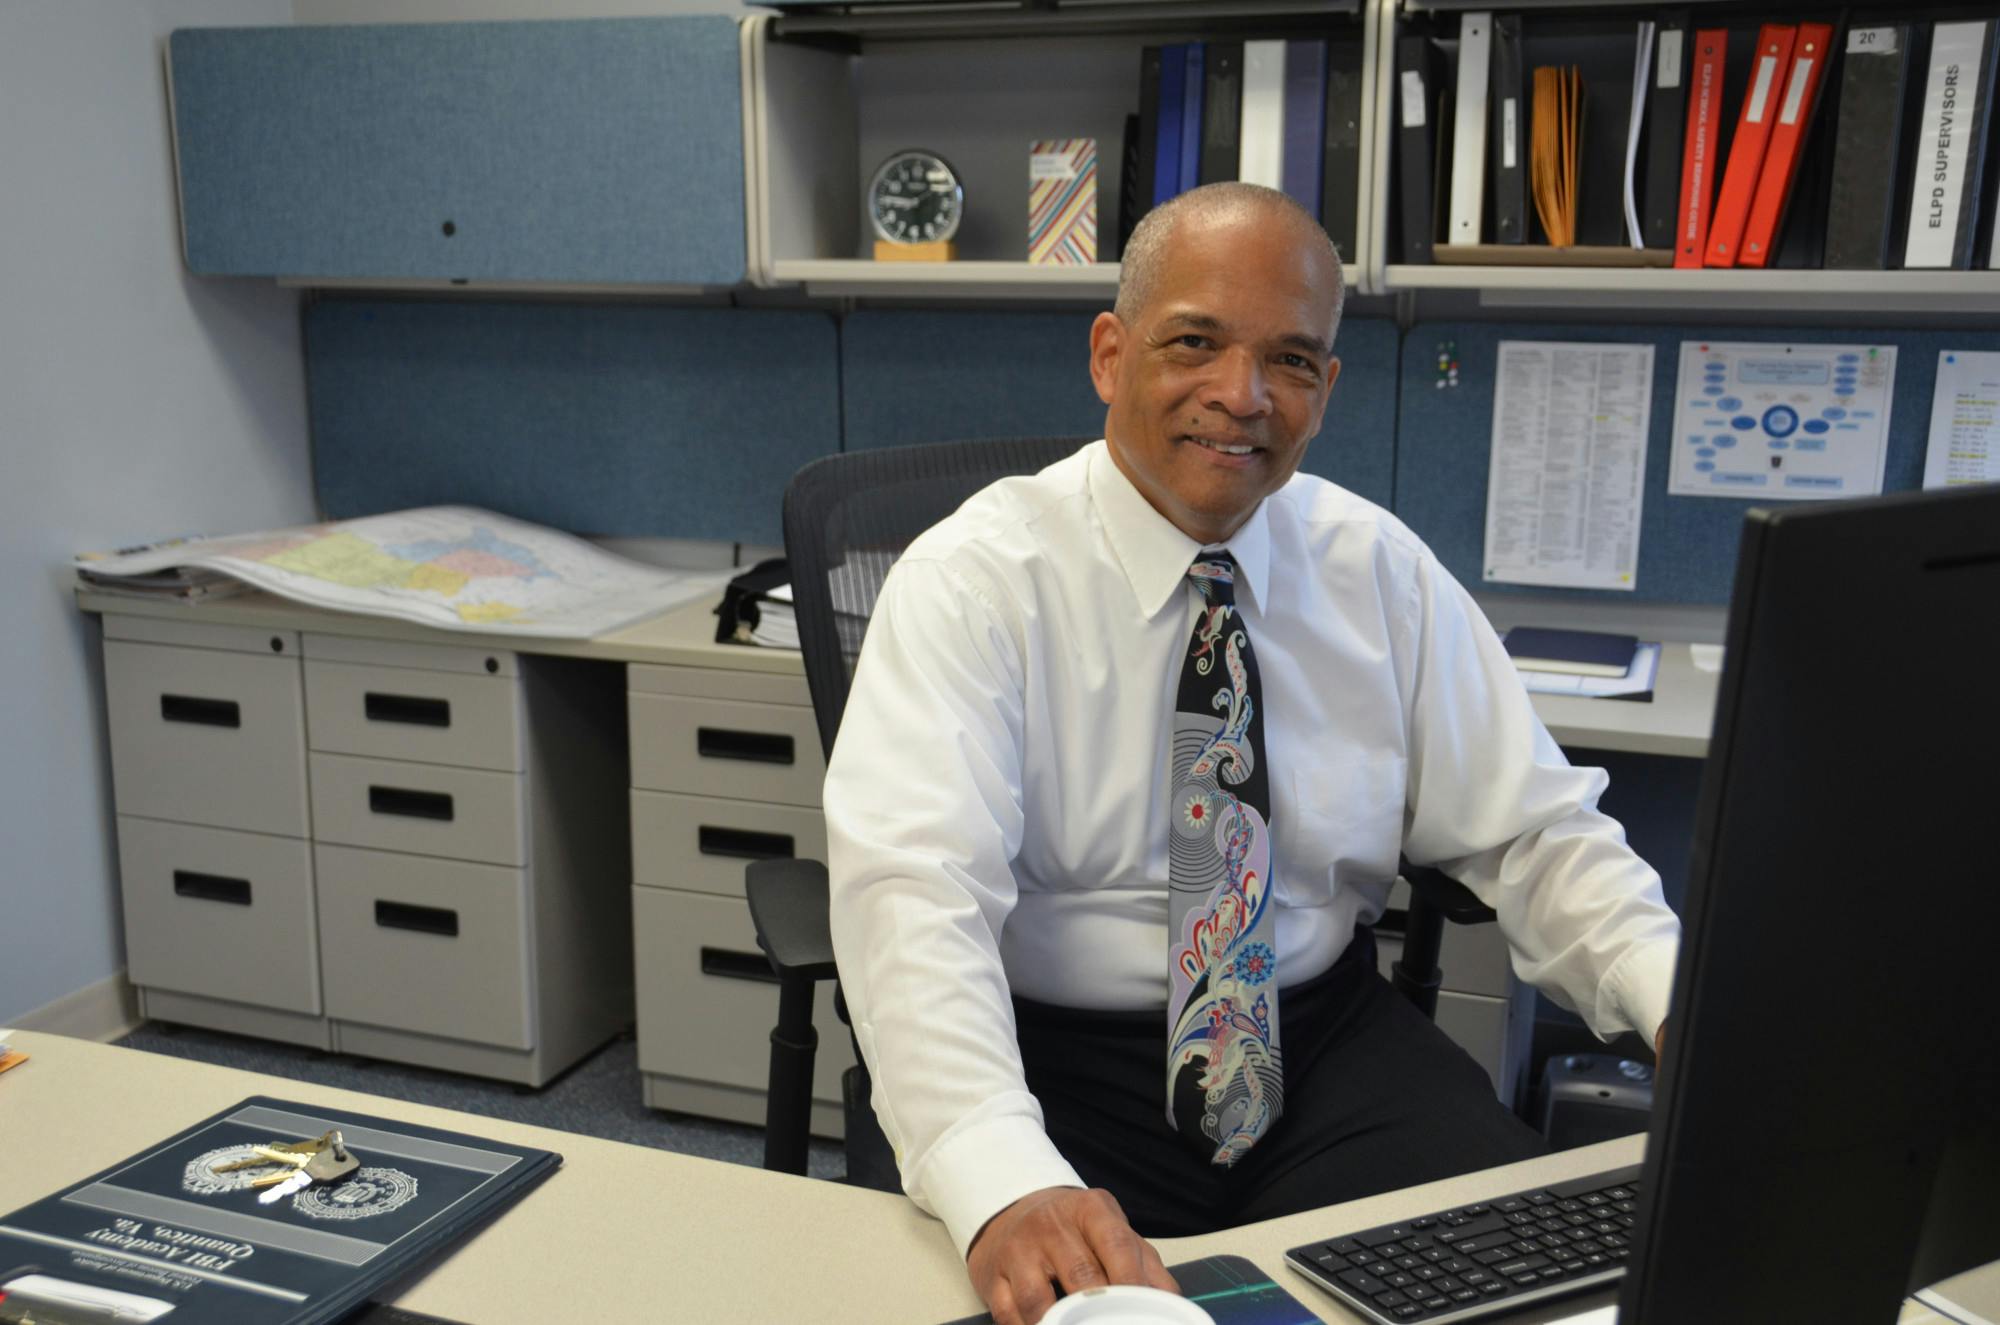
top-left (1089, 209), bottom-right (1342, 546)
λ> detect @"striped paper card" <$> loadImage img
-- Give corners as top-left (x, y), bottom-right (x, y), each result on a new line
top-left (1028, 138), bottom-right (1097, 264)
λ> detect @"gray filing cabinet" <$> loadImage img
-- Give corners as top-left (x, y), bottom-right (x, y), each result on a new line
top-left (1376, 878), bottom-right (1536, 1109)
top-left (628, 661), bottom-right (855, 1138)
top-left (102, 614), bottom-right (632, 1085)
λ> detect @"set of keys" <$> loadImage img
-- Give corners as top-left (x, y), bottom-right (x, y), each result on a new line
top-left (210, 1130), bottom-right (359, 1203)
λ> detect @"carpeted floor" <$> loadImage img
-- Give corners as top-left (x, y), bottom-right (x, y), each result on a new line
top-left (115, 1022), bottom-right (845, 1182)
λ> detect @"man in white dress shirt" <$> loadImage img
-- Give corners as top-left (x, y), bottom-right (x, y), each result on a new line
top-left (822, 182), bottom-right (1680, 1325)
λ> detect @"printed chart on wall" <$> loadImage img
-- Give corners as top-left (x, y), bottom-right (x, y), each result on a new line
top-left (1483, 341), bottom-right (1654, 592)
top-left (1924, 351), bottom-right (2000, 488)
top-left (1669, 342), bottom-right (1896, 499)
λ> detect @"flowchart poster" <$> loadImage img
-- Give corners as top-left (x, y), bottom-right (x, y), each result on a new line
top-left (1668, 342), bottom-right (1896, 499)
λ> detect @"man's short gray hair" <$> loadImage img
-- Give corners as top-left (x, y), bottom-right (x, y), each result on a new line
top-left (1114, 182), bottom-right (1345, 338)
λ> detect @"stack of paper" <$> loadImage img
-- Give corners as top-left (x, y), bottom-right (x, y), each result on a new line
top-left (75, 537), bottom-right (248, 604)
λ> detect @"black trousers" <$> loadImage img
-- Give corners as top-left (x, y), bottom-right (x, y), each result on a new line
top-left (1013, 928), bottom-right (1548, 1238)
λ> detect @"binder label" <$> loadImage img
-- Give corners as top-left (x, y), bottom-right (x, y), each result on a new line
top-left (1906, 21), bottom-right (1989, 266)
top-left (1402, 69), bottom-right (1427, 127)
top-left (1848, 27), bottom-right (1898, 55)
top-left (1503, 98), bottom-right (1518, 168)
top-left (1746, 54), bottom-right (1779, 122)
top-left (1659, 30), bottom-right (1683, 88)
top-left (1780, 57), bottom-right (1814, 124)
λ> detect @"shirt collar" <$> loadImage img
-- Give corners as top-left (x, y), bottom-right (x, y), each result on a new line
top-left (1086, 440), bottom-right (1272, 620)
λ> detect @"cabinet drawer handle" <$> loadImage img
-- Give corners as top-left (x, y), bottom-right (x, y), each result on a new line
top-left (701, 946), bottom-right (778, 985)
top-left (375, 900), bottom-right (459, 937)
top-left (364, 692), bottom-right (452, 728)
top-left (173, 870), bottom-right (252, 906)
top-left (698, 826), bottom-right (795, 861)
top-left (696, 727), bottom-right (795, 765)
top-left (160, 694), bottom-right (241, 728)
top-left (368, 785), bottom-right (456, 821)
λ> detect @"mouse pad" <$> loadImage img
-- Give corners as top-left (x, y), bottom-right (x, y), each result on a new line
top-left (941, 1253), bottom-right (1320, 1324)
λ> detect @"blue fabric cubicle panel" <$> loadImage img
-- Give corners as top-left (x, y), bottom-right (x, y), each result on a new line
top-left (305, 301), bottom-right (839, 545)
top-left (169, 18), bottom-right (744, 284)
top-left (1396, 323), bottom-right (1953, 605)
top-left (840, 312), bottom-right (1398, 510)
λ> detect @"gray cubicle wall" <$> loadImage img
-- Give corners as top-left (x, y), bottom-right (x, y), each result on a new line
top-left (1395, 323), bottom-right (1955, 605)
top-left (305, 301), bottom-right (841, 545)
top-left (841, 311), bottom-right (1400, 511)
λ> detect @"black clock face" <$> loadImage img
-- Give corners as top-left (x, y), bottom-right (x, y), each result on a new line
top-left (869, 151), bottom-right (964, 245)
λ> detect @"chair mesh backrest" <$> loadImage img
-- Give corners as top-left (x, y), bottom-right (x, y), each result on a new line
top-left (781, 437), bottom-right (1094, 760)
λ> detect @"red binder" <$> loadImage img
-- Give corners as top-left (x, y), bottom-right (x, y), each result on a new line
top-left (1675, 29), bottom-right (1731, 269)
top-left (1704, 24), bottom-right (1798, 267)
top-left (1739, 22), bottom-right (1835, 267)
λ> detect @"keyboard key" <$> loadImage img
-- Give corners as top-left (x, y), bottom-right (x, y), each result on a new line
top-left (1464, 1203), bottom-right (1491, 1215)
top-left (1377, 1242), bottom-right (1407, 1257)
top-left (1330, 1238), bottom-right (1365, 1256)
top-left (1410, 1217), bottom-right (1437, 1230)
top-left (1393, 1254), bottom-right (1422, 1270)
top-left (1411, 1266), bottom-right (1440, 1282)
top-left (1438, 1258), bottom-right (1471, 1275)
top-left (1511, 1272), bottom-right (1541, 1287)
top-left (1338, 1269), bottom-right (1387, 1295)
top-left (1403, 1233), bottom-right (1437, 1250)
top-left (1433, 1275), bottom-right (1464, 1292)
top-left (1495, 1198), bottom-right (1526, 1213)
top-left (1374, 1290), bottom-right (1410, 1308)
top-left (1384, 1271), bottom-right (1417, 1289)
top-left (1560, 1259), bottom-right (1587, 1274)
top-left (1421, 1295), bottom-right (1452, 1310)
top-left (1437, 1214), bottom-right (1510, 1242)
top-left (1460, 1269), bottom-right (1492, 1286)
top-left (1580, 1192), bottom-right (1609, 1206)
top-left (1349, 1249), bottom-right (1380, 1266)
top-left (1473, 1248), bottom-right (1514, 1266)
top-left (1420, 1249), bottom-right (1447, 1263)
top-left (1555, 1199), bottom-right (1586, 1214)
top-left (1455, 1233), bottom-right (1514, 1255)
top-left (1393, 1307), bottom-right (1423, 1321)
top-left (1605, 1187), bottom-right (1635, 1201)
top-left (1359, 1226), bottom-right (1416, 1248)
top-left (1451, 1289), bottom-right (1479, 1303)
top-left (1480, 1281), bottom-right (1509, 1296)
top-left (1526, 1192), bottom-right (1555, 1205)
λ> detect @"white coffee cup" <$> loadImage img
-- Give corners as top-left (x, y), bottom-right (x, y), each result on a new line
top-left (1038, 1284), bottom-right (1216, 1325)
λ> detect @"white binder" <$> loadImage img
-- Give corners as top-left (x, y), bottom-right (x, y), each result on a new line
top-left (1447, 12), bottom-right (1493, 245)
top-left (1239, 40), bottom-right (1287, 188)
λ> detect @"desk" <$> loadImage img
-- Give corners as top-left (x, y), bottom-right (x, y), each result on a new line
top-left (5, 1032), bottom-right (1993, 1325)
top-left (73, 586), bottom-right (1718, 1129)
top-left (74, 589), bottom-right (1720, 760)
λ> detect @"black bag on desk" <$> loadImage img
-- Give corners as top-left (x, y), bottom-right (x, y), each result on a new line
top-left (714, 557), bottom-right (791, 645)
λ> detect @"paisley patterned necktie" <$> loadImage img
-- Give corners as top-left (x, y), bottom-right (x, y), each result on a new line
top-left (1166, 551), bottom-right (1282, 1164)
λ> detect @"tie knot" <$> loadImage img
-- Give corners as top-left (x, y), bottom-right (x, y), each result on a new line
top-left (1187, 553), bottom-right (1237, 605)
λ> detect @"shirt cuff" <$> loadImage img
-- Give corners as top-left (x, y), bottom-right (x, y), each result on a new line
top-left (1602, 935), bottom-right (1680, 1048)
top-left (918, 1113), bottom-right (1087, 1260)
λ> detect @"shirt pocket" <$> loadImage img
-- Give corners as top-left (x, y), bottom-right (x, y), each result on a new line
top-left (1282, 753), bottom-right (1409, 895)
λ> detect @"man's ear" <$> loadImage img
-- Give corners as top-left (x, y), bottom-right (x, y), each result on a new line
top-left (1307, 355), bottom-right (1342, 437)
top-left (1088, 311), bottom-right (1125, 407)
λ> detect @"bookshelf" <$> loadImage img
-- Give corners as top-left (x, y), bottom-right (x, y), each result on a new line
top-left (746, 2), bottom-right (1379, 299)
top-left (1367, 0), bottom-right (2000, 311)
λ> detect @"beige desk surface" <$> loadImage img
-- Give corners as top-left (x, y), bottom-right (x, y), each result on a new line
top-left (76, 589), bottom-right (1716, 759)
top-left (8, 1033), bottom-right (1990, 1325)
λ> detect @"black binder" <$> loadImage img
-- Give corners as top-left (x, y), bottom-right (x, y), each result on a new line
top-left (1199, 41), bottom-right (1243, 184)
top-left (1321, 34), bottom-right (1366, 261)
top-left (1134, 45), bottom-right (1164, 224)
top-left (1908, 19), bottom-right (2000, 269)
top-left (1644, 11), bottom-right (1692, 249)
top-left (1115, 111), bottom-right (1143, 258)
top-left (0, 1096), bottom-right (559, 1325)
top-left (1824, 24), bottom-right (1913, 267)
top-left (1491, 14), bottom-right (1528, 244)
top-left (1396, 33), bottom-right (1445, 263)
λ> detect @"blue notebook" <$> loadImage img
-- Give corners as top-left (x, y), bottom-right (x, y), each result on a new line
top-left (1502, 627), bottom-right (1640, 677)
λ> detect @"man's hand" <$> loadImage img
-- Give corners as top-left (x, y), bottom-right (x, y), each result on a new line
top-left (966, 1186), bottom-right (1179, 1325)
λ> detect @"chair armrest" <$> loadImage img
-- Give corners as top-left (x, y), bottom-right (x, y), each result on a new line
top-left (1402, 863), bottom-right (1497, 926)
top-left (745, 857), bottom-right (838, 983)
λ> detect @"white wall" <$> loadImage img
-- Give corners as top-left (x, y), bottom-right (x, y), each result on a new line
top-left (0, 0), bottom-right (315, 1023)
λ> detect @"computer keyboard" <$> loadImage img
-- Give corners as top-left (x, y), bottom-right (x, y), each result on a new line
top-left (1282, 1164), bottom-right (1642, 1324)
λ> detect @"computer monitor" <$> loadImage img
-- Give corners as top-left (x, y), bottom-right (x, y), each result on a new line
top-left (1621, 483), bottom-right (2000, 1322)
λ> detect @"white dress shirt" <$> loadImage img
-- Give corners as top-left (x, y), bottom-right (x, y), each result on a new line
top-left (823, 441), bottom-right (1681, 1258)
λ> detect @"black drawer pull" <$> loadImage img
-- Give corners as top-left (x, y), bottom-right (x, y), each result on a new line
top-left (368, 785), bottom-right (455, 821)
top-left (698, 826), bottom-right (796, 861)
top-left (697, 727), bottom-right (795, 765)
top-left (701, 946), bottom-right (778, 985)
top-left (160, 694), bottom-right (241, 728)
top-left (364, 692), bottom-right (452, 728)
top-left (173, 870), bottom-right (252, 906)
top-left (375, 900), bottom-right (459, 937)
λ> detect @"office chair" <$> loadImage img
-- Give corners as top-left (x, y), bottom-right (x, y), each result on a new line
top-left (746, 437), bottom-right (1496, 1186)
